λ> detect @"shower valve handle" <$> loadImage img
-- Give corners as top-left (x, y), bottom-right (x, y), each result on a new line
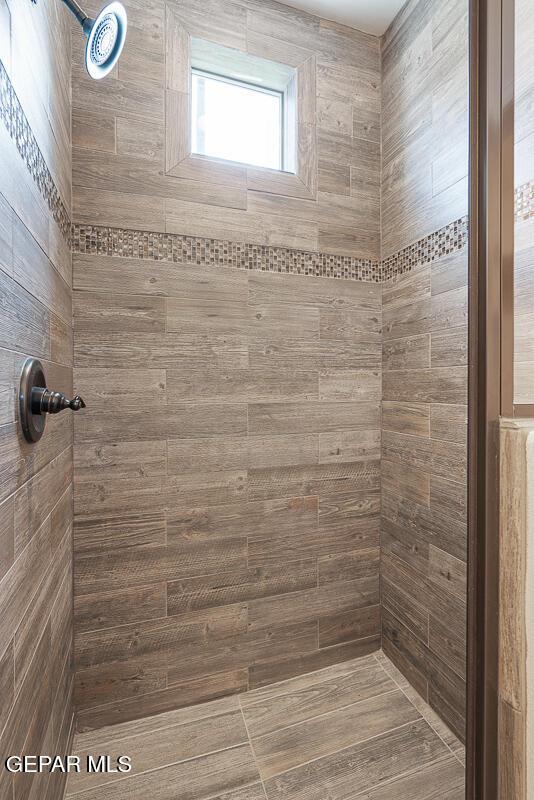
top-left (20, 358), bottom-right (87, 443)
top-left (31, 387), bottom-right (86, 415)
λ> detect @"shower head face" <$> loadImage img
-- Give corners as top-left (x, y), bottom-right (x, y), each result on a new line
top-left (85, 2), bottom-right (127, 80)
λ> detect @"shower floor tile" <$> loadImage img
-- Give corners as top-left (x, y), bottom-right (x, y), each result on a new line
top-left (65, 651), bottom-right (464, 800)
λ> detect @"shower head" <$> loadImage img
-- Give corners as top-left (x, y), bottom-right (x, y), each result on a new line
top-left (62, 0), bottom-right (127, 80)
top-left (83, 2), bottom-right (127, 79)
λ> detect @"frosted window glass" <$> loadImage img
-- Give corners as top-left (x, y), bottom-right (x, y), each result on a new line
top-left (191, 72), bottom-right (282, 170)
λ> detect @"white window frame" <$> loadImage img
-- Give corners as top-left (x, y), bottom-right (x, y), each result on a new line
top-left (190, 67), bottom-right (288, 172)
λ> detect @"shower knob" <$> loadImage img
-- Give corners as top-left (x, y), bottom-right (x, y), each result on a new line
top-left (31, 387), bottom-right (86, 415)
top-left (19, 358), bottom-right (87, 443)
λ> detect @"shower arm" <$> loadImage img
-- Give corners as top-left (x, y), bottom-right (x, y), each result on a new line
top-left (29, 0), bottom-right (91, 29)
top-left (60, 0), bottom-right (91, 31)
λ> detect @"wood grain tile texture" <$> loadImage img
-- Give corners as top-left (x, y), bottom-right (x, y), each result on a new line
top-left (498, 421), bottom-right (529, 800)
top-left (73, 260), bottom-right (383, 726)
top-left (0, 1), bottom-right (74, 798)
top-left (380, 0), bottom-right (468, 743)
top-left (381, 0), bottom-right (469, 258)
top-left (65, 652), bottom-right (464, 800)
top-left (71, 0), bottom-right (386, 731)
top-left (70, 0), bottom-right (469, 748)
top-left (71, 0), bottom-right (381, 259)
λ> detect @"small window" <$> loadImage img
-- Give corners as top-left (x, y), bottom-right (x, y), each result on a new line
top-left (191, 71), bottom-right (283, 171)
top-left (190, 39), bottom-right (296, 173)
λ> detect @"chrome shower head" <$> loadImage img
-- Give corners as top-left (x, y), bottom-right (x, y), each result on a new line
top-left (83, 2), bottom-right (127, 79)
top-left (61, 0), bottom-right (127, 80)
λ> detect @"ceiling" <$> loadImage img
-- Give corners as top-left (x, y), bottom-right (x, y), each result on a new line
top-left (275, 0), bottom-right (408, 36)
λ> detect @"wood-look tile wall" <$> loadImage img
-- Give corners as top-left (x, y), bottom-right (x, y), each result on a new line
top-left (514, 0), bottom-right (534, 404)
top-left (380, 0), bottom-right (469, 258)
top-left (498, 420), bottom-right (529, 800)
top-left (380, 0), bottom-right (468, 742)
top-left (71, 0), bottom-right (381, 261)
top-left (71, 0), bottom-right (471, 739)
top-left (73, 260), bottom-right (382, 729)
top-left (0, 1), bottom-right (74, 797)
top-left (71, 0), bottom-right (385, 731)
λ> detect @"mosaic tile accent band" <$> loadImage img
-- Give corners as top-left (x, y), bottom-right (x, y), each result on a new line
top-left (0, 55), bottom-right (469, 284)
top-left (516, 180), bottom-right (534, 223)
top-left (72, 218), bottom-right (470, 284)
top-left (381, 216), bottom-right (469, 282)
top-left (72, 224), bottom-right (380, 282)
top-left (3, 51), bottom-right (534, 284)
top-left (0, 59), bottom-right (71, 243)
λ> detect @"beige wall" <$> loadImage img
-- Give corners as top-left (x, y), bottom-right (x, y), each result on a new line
top-left (379, 0), bottom-right (469, 741)
top-left (0, 0), bottom-right (74, 797)
top-left (71, 0), bottom-right (384, 731)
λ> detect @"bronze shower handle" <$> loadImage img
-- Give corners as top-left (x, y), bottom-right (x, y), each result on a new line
top-left (19, 358), bottom-right (86, 443)
top-left (31, 387), bottom-right (86, 415)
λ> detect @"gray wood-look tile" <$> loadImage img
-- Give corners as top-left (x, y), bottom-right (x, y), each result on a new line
top-left (251, 689), bottom-right (419, 780)
top-left (69, 706), bottom-right (248, 793)
top-left (263, 717), bottom-right (450, 800)
top-left (65, 652), bottom-right (463, 800)
top-left (382, 234), bottom-right (468, 737)
top-left (66, 0), bottom-right (468, 746)
top-left (382, 401), bottom-right (430, 437)
top-left (76, 672), bottom-right (249, 734)
top-left (241, 656), bottom-right (392, 735)
top-left (0, 8), bottom-right (74, 791)
top-left (67, 743), bottom-right (259, 800)
top-left (357, 755), bottom-right (464, 799)
top-left (167, 561), bottom-right (317, 615)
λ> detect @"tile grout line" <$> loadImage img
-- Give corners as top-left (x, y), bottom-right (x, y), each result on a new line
top-left (350, 752), bottom-right (460, 798)
top-left (72, 702), bottom-right (243, 752)
top-left (240, 685), bottom-right (403, 741)
top-left (238, 697), bottom-right (270, 800)
top-left (71, 218), bottom-right (471, 285)
top-left (65, 739), bottom-right (251, 798)
top-left (243, 717), bottom-right (426, 784)
top-left (373, 651), bottom-right (465, 766)
top-left (240, 655), bottom-right (379, 711)
top-left (69, 655), bottom-right (465, 797)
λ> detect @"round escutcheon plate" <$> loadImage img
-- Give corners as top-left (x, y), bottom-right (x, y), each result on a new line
top-left (19, 358), bottom-right (47, 443)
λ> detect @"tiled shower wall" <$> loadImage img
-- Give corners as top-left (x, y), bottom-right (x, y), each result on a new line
top-left (70, 0), bottom-right (470, 740)
top-left (0, 1), bottom-right (74, 798)
top-left (71, 0), bottom-right (384, 731)
top-left (380, 0), bottom-right (469, 740)
top-left (71, 0), bottom-right (381, 260)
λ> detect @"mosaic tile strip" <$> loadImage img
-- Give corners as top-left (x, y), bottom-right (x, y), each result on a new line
top-left (2, 40), bottom-right (533, 288)
top-left (381, 216), bottom-right (469, 283)
top-left (4, 49), bottom-right (534, 284)
top-left (0, 59), bottom-right (71, 243)
top-left (72, 217), bottom-right (471, 284)
top-left (0, 57), bottom-right (471, 284)
top-left (72, 224), bottom-right (381, 282)
top-left (516, 180), bottom-right (534, 223)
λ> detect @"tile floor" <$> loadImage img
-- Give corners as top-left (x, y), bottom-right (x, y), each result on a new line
top-left (65, 651), bottom-right (465, 800)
